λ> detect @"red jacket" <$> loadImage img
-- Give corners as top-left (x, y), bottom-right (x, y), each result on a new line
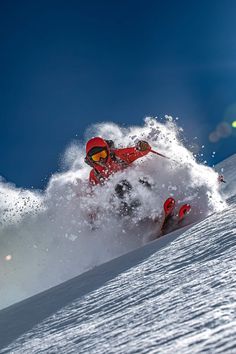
top-left (86, 138), bottom-right (151, 186)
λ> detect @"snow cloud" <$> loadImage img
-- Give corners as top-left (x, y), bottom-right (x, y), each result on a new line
top-left (0, 117), bottom-right (226, 309)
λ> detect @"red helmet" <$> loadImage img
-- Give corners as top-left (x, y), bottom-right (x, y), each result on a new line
top-left (85, 137), bottom-right (110, 167)
top-left (86, 137), bottom-right (108, 155)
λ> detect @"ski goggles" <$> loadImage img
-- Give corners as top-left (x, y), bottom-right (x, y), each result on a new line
top-left (90, 149), bottom-right (108, 162)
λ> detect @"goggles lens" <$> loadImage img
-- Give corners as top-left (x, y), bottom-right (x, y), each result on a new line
top-left (91, 149), bottom-right (108, 162)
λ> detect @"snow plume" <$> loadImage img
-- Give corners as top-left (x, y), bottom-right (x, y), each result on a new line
top-left (0, 179), bottom-right (44, 227)
top-left (0, 117), bottom-right (225, 309)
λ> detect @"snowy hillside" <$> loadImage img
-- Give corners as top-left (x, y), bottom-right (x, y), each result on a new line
top-left (0, 119), bottom-right (226, 311)
top-left (0, 153), bottom-right (235, 353)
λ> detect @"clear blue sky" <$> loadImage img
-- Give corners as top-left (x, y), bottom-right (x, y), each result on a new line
top-left (1, 0), bottom-right (236, 188)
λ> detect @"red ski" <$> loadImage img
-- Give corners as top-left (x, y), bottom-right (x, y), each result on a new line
top-left (178, 204), bottom-right (191, 223)
top-left (159, 198), bottom-right (191, 237)
top-left (160, 197), bottom-right (176, 234)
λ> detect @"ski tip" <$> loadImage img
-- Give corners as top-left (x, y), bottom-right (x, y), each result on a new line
top-left (178, 204), bottom-right (191, 220)
top-left (164, 197), bottom-right (176, 215)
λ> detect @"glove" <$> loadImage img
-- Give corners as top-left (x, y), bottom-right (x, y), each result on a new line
top-left (136, 140), bottom-right (151, 151)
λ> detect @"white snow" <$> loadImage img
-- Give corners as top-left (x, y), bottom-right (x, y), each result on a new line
top-left (0, 118), bottom-right (226, 311)
top-left (0, 147), bottom-right (235, 351)
top-left (0, 153), bottom-right (235, 353)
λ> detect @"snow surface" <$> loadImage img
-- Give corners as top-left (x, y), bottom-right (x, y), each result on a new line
top-left (0, 153), bottom-right (235, 353)
top-left (0, 118), bottom-right (225, 310)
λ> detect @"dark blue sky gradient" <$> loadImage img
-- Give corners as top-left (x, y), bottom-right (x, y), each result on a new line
top-left (1, 1), bottom-right (236, 188)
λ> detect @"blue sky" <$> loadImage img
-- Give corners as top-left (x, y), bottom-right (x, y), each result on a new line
top-left (1, 0), bottom-right (236, 188)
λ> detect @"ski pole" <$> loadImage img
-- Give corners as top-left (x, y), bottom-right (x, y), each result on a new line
top-left (150, 149), bottom-right (178, 163)
top-left (151, 150), bottom-right (227, 184)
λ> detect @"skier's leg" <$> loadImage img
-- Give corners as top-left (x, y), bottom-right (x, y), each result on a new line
top-left (114, 180), bottom-right (141, 216)
top-left (115, 179), bottom-right (132, 198)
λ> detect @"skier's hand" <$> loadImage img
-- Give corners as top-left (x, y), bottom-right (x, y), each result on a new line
top-left (136, 140), bottom-right (151, 151)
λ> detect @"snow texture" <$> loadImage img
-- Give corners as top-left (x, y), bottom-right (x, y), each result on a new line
top-left (0, 118), bottom-right (225, 311)
top-left (0, 152), bottom-right (235, 353)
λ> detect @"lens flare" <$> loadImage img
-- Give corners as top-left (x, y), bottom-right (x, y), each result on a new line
top-left (232, 121), bottom-right (236, 128)
top-left (5, 255), bottom-right (12, 261)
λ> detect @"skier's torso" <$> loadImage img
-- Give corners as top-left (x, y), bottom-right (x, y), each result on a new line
top-left (89, 150), bottom-right (129, 185)
top-left (89, 146), bottom-right (150, 185)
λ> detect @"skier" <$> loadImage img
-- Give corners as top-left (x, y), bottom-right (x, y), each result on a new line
top-left (85, 137), bottom-right (152, 186)
top-left (85, 137), bottom-right (152, 215)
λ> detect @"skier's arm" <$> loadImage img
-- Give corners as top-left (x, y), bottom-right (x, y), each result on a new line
top-left (115, 141), bottom-right (151, 164)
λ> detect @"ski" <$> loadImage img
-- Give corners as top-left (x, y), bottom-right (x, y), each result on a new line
top-left (177, 204), bottom-right (191, 224)
top-left (160, 197), bottom-right (176, 234)
top-left (158, 199), bottom-right (192, 237)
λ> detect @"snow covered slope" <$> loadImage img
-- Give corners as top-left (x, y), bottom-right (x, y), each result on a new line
top-left (0, 154), bottom-right (235, 353)
top-left (0, 118), bottom-right (225, 311)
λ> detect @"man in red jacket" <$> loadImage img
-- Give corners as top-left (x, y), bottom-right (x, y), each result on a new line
top-left (85, 137), bottom-right (151, 186)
